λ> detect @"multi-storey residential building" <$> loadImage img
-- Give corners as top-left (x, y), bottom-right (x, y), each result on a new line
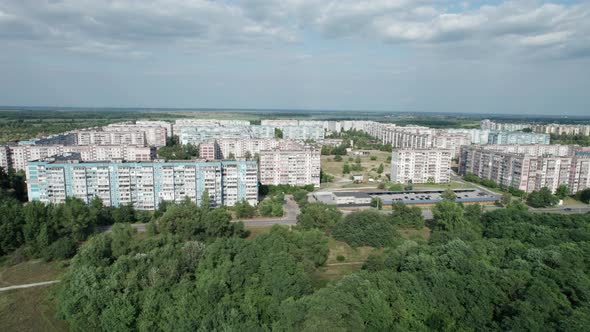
top-left (135, 120), bottom-right (174, 137)
top-left (488, 131), bottom-right (550, 145)
top-left (459, 144), bottom-right (590, 194)
top-left (178, 126), bottom-right (275, 145)
top-left (77, 130), bottom-right (147, 147)
top-left (279, 126), bottom-right (325, 141)
top-left (18, 133), bottom-right (78, 146)
top-left (213, 138), bottom-right (301, 159)
top-left (0, 145), bottom-right (11, 170)
top-left (1, 144), bottom-right (155, 171)
top-left (433, 133), bottom-right (472, 158)
top-left (26, 156), bottom-right (258, 210)
top-left (103, 124), bottom-right (167, 146)
top-left (173, 119), bottom-right (251, 136)
top-left (390, 149), bottom-right (452, 184)
top-left (259, 145), bottom-right (321, 187)
top-left (480, 119), bottom-right (530, 132)
top-left (445, 129), bottom-right (490, 145)
top-left (531, 123), bottom-right (590, 136)
top-left (199, 142), bottom-right (220, 161)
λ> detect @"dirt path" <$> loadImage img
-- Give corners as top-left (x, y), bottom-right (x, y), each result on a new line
top-left (0, 280), bottom-right (60, 292)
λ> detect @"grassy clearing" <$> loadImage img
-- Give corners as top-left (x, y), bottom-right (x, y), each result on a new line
top-left (244, 225), bottom-right (275, 239)
top-left (325, 238), bottom-right (375, 264)
top-left (321, 150), bottom-right (392, 179)
top-left (312, 238), bottom-right (377, 287)
top-left (0, 286), bottom-right (69, 332)
top-left (562, 197), bottom-right (588, 206)
top-left (0, 260), bottom-right (67, 287)
top-left (0, 260), bottom-right (69, 332)
top-left (398, 227), bottom-right (431, 241)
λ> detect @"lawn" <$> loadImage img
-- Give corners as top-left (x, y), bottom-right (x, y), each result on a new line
top-left (244, 224), bottom-right (275, 239)
top-left (397, 227), bottom-right (431, 241)
top-left (312, 238), bottom-right (378, 288)
top-left (0, 260), bottom-right (70, 332)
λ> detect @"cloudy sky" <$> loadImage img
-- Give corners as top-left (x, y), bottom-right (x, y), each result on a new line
top-left (0, 0), bottom-right (589, 115)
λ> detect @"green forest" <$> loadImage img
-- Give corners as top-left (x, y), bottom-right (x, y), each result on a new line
top-left (27, 197), bottom-right (588, 331)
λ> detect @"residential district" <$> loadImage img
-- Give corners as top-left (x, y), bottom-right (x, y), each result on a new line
top-left (1, 118), bottom-right (589, 210)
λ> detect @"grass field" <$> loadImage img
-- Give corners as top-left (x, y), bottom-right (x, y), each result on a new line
top-left (245, 224), bottom-right (275, 239)
top-left (0, 260), bottom-right (69, 332)
top-left (312, 238), bottom-right (377, 287)
top-left (398, 227), bottom-right (431, 241)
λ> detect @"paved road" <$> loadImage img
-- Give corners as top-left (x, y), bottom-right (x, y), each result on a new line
top-left (0, 280), bottom-right (60, 292)
top-left (530, 206), bottom-right (590, 214)
top-left (238, 195), bottom-right (300, 226)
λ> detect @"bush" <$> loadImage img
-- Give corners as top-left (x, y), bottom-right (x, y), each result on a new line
top-left (336, 255), bottom-right (346, 262)
top-left (46, 236), bottom-right (77, 260)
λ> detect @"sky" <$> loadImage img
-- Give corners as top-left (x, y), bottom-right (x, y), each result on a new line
top-left (0, 0), bottom-right (589, 115)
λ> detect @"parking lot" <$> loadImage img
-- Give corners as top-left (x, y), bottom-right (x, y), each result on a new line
top-left (370, 189), bottom-right (498, 205)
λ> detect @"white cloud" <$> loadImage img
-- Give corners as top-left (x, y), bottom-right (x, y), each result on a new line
top-left (0, 0), bottom-right (588, 59)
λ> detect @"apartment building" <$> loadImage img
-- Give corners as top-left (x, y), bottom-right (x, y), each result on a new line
top-left (480, 119), bottom-right (530, 131)
top-left (173, 119), bottom-right (251, 136)
top-left (18, 133), bottom-right (78, 146)
top-left (531, 123), bottom-right (590, 136)
top-left (199, 142), bottom-right (220, 161)
top-left (390, 149), bottom-right (452, 184)
top-left (459, 145), bottom-right (590, 194)
top-left (103, 124), bottom-right (167, 146)
top-left (135, 120), bottom-right (173, 137)
top-left (280, 125), bottom-right (325, 141)
top-left (211, 138), bottom-right (300, 159)
top-left (259, 145), bottom-right (321, 187)
top-left (178, 126), bottom-right (275, 145)
top-left (0, 144), bottom-right (155, 171)
top-left (26, 156), bottom-right (258, 210)
top-left (488, 131), bottom-right (550, 145)
top-left (77, 130), bottom-right (147, 147)
top-left (445, 129), bottom-right (490, 145)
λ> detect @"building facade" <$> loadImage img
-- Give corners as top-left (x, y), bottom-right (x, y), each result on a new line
top-left (391, 149), bottom-right (452, 184)
top-left (459, 145), bottom-right (590, 194)
top-left (487, 131), bottom-right (550, 145)
top-left (26, 157), bottom-right (258, 210)
top-left (259, 145), bottom-right (321, 187)
top-left (1, 144), bottom-right (155, 172)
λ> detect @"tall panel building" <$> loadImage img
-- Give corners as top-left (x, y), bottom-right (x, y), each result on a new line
top-left (259, 145), bottom-right (321, 187)
top-left (459, 145), bottom-right (590, 194)
top-left (391, 149), bottom-right (453, 184)
top-left (26, 156), bottom-right (258, 210)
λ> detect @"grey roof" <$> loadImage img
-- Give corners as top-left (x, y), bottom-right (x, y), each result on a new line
top-left (332, 192), bottom-right (372, 198)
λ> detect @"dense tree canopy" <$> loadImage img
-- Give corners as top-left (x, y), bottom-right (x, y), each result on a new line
top-left (332, 210), bottom-right (400, 247)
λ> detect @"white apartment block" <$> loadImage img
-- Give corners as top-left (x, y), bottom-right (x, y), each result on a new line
top-left (26, 157), bottom-right (258, 210)
top-left (0, 144), bottom-right (155, 171)
top-left (179, 126), bottom-right (275, 145)
top-left (280, 126), bottom-right (325, 141)
top-left (135, 120), bottom-right (173, 137)
top-left (531, 123), bottom-right (590, 136)
top-left (480, 120), bottom-right (530, 132)
top-left (173, 119), bottom-right (251, 136)
top-left (213, 138), bottom-right (301, 159)
top-left (444, 129), bottom-right (490, 145)
top-left (77, 130), bottom-right (147, 147)
top-left (391, 149), bottom-right (452, 184)
top-left (259, 145), bottom-right (321, 187)
top-left (459, 145), bottom-right (590, 194)
top-left (104, 124), bottom-right (168, 146)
